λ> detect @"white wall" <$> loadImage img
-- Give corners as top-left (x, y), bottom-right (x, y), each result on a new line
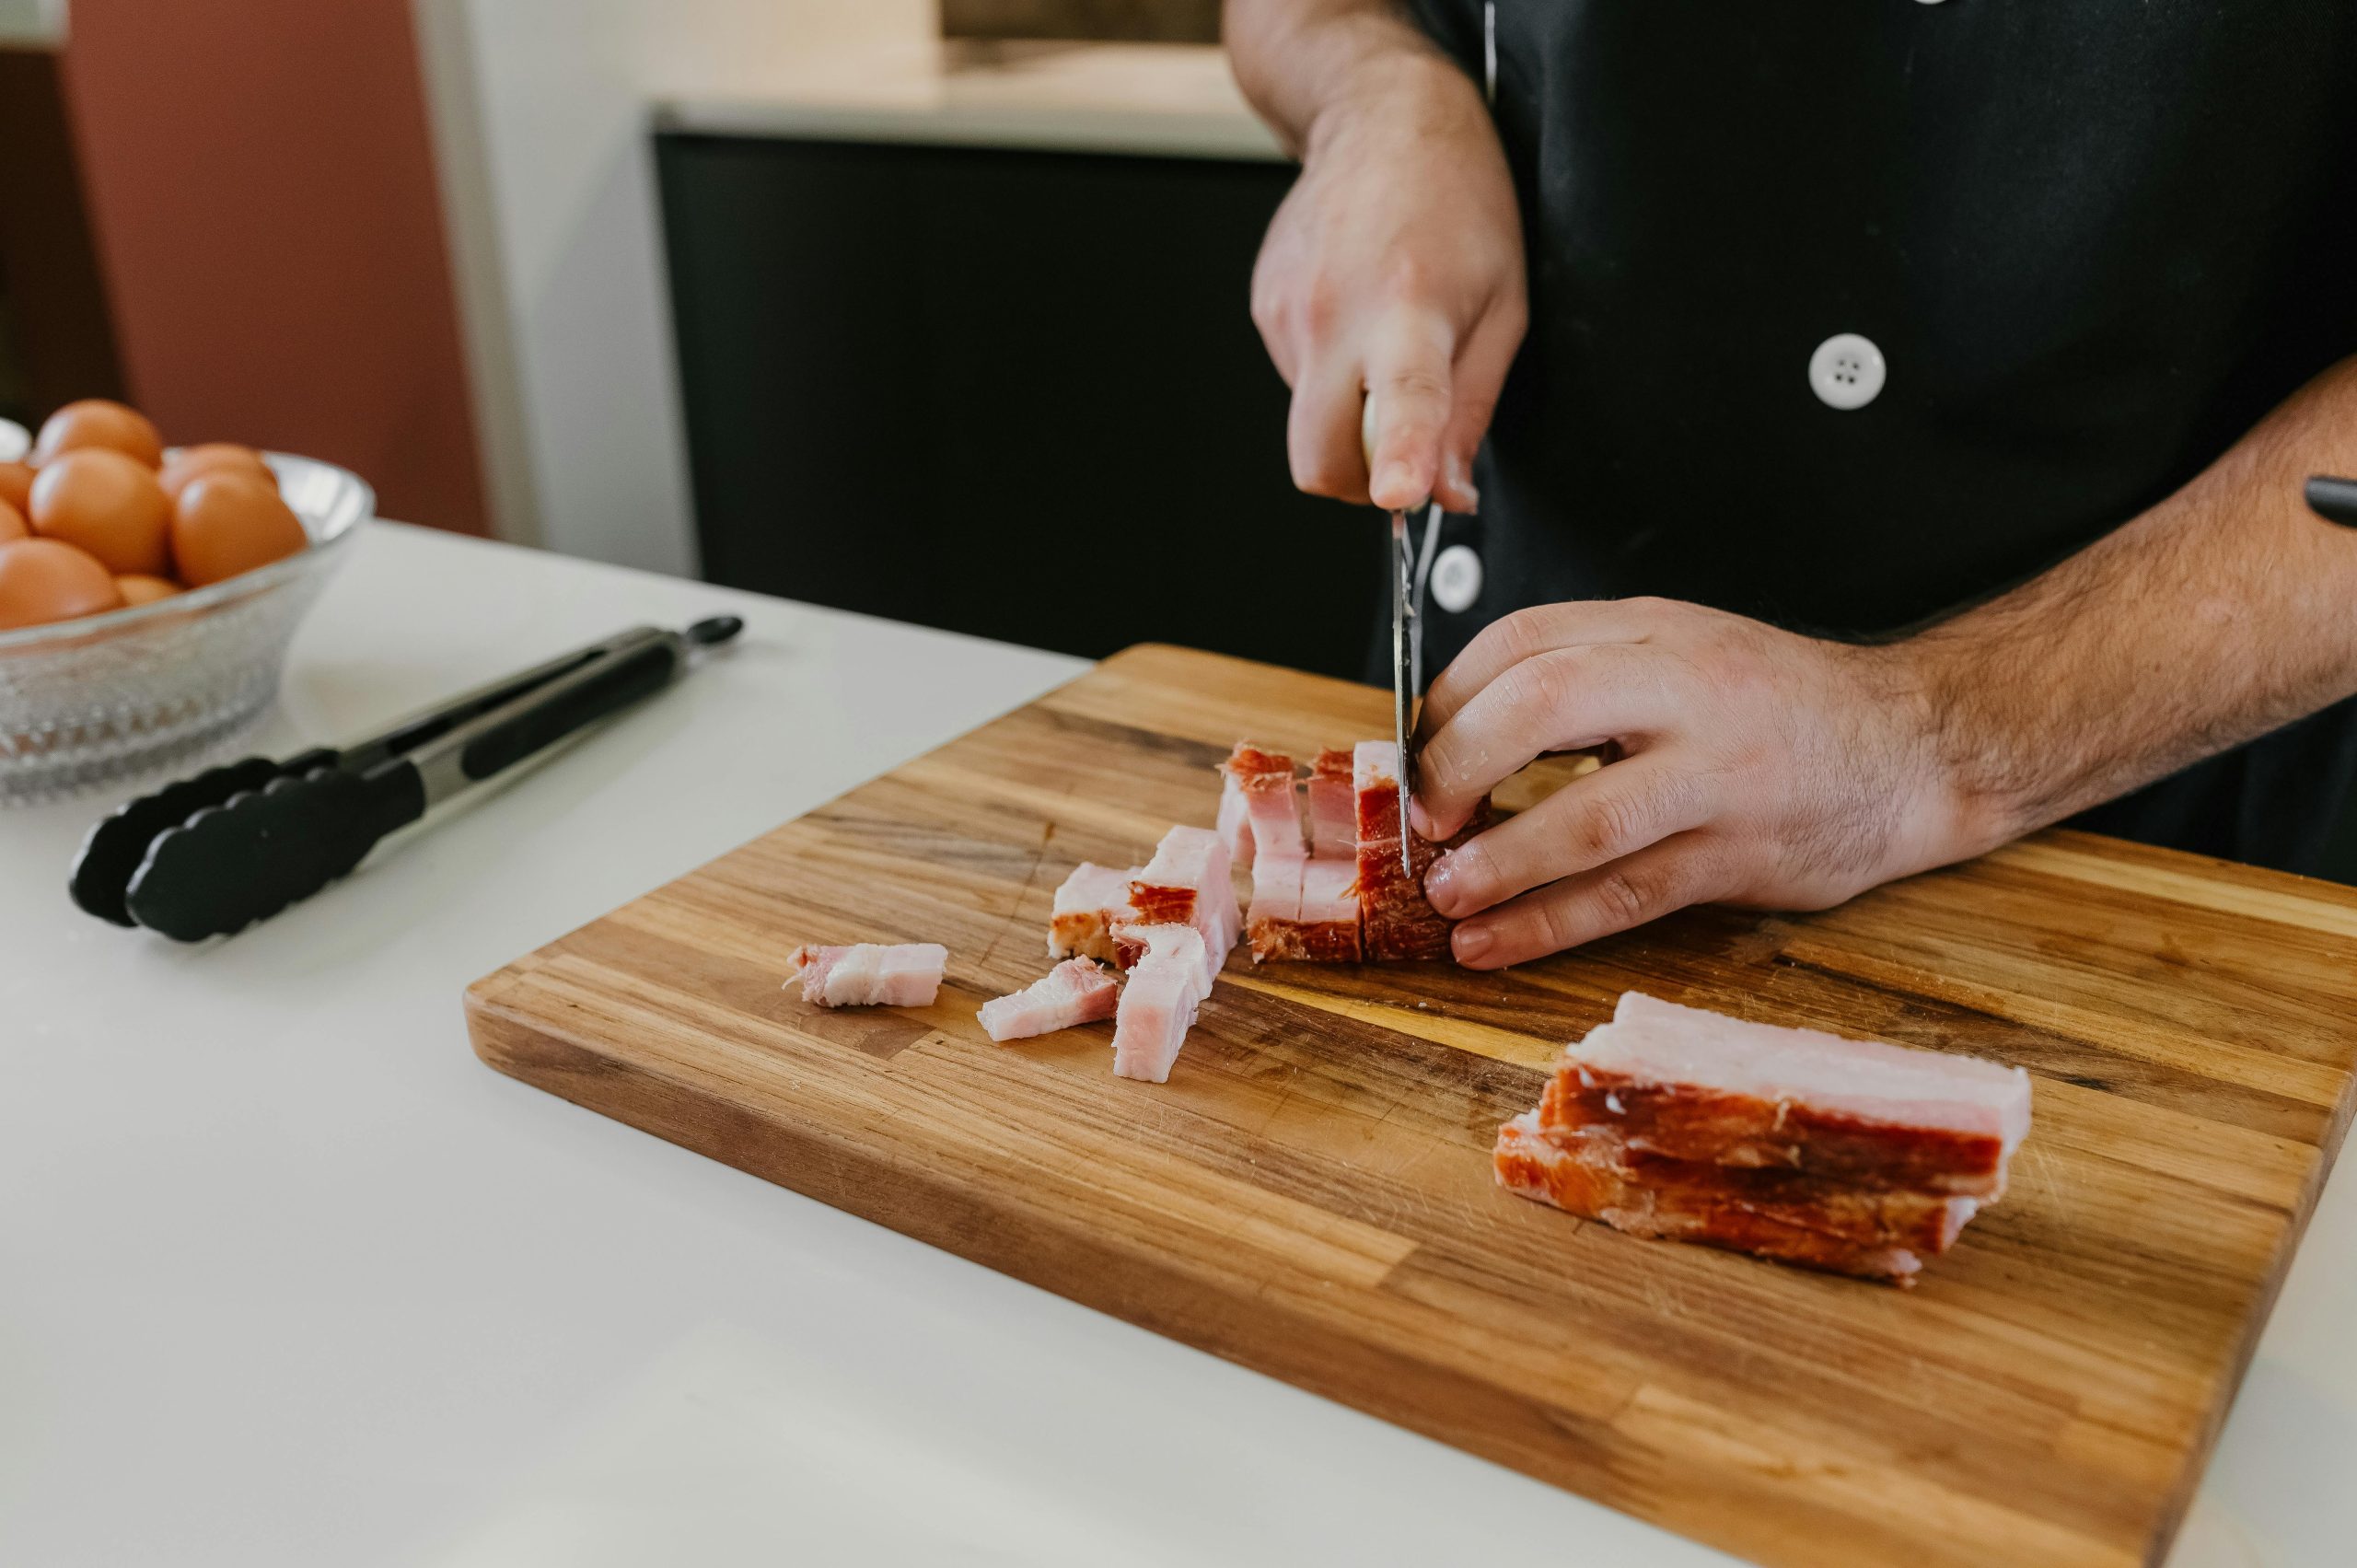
top-left (412, 0), bottom-right (937, 575)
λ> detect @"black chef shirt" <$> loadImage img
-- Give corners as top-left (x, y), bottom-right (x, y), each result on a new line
top-left (1400, 0), bottom-right (2357, 875)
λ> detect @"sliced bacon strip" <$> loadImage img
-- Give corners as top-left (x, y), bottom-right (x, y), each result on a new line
top-left (1538, 993), bottom-right (2033, 1197)
top-left (1494, 1114), bottom-right (1976, 1284)
top-left (977, 958), bottom-right (1121, 1042)
top-left (1222, 742), bottom-right (1304, 862)
top-left (1109, 923), bottom-right (1211, 1083)
top-left (784, 943), bottom-right (948, 1008)
top-left (1306, 748), bottom-right (1355, 860)
top-left (1128, 825), bottom-right (1238, 981)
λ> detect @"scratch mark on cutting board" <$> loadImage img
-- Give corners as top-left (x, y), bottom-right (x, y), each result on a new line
top-left (977, 821), bottom-right (1058, 970)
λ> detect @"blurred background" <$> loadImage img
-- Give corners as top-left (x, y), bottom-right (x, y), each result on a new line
top-left (9, 0), bottom-right (2353, 873)
top-left (0, 0), bottom-right (1376, 679)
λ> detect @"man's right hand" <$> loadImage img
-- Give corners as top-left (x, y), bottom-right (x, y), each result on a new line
top-left (1243, 49), bottom-right (1526, 515)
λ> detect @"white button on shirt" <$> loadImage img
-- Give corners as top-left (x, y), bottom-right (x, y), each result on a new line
top-left (1808, 332), bottom-right (1887, 410)
top-left (1430, 544), bottom-right (1483, 613)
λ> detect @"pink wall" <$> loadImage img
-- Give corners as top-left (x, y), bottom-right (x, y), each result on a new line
top-left (61, 0), bottom-right (490, 536)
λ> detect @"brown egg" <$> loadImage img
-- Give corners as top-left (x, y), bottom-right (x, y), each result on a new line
top-left (0, 497), bottom-right (25, 543)
top-left (171, 473), bottom-right (308, 587)
top-left (32, 399), bottom-right (164, 469)
top-left (115, 573), bottom-right (182, 606)
top-left (0, 460), bottom-right (34, 514)
top-left (0, 538), bottom-right (125, 629)
top-left (160, 443), bottom-right (274, 503)
top-left (29, 449), bottom-right (173, 575)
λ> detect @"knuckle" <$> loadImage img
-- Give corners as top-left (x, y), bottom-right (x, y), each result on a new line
top-left (1588, 866), bottom-right (1657, 931)
top-left (1380, 366), bottom-right (1452, 416)
top-left (1382, 254), bottom-right (1434, 301)
top-left (1569, 789), bottom-right (1645, 865)
top-left (1532, 893), bottom-right (1585, 955)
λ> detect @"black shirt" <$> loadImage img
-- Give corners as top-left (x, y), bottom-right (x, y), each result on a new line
top-left (1402, 0), bottom-right (2357, 874)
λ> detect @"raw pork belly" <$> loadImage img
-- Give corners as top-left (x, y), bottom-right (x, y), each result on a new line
top-left (1497, 993), bottom-right (2031, 1283)
top-left (785, 943), bottom-right (948, 1008)
top-left (1223, 743), bottom-right (1305, 860)
top-left (1541, 992), bottom-right (2033, 1196)
top-left (1353, 740), bottom-right (1492, 962)
top-left (977, 958), bottom-right (1120, 1041)
top-left (1048, 862), bottom-right (1139, 965)
top-left (1306, 748), bottom-right (1355, 859)
top-left (1128, 825), bottom-right (1240, 981)
top-left (1247, 853), bottom-right (1362, 962)
top-left (1494, 1116), bottom-right (1976, 1283)
top-left (1215, 769), bottom-right (1254, 871)
top-left (1109, 923), bottom-right (1212, 1082)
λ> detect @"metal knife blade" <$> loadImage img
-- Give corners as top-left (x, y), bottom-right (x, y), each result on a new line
top-left (1390, 505), bottom-right (1416, 877)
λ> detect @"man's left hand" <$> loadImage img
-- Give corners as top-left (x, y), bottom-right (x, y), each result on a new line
top-left (1413, 598), bottom-right (1992, 968)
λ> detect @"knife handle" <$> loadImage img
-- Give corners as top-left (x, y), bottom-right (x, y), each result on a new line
top-left (2309, 476), bottom-right (2357, 528)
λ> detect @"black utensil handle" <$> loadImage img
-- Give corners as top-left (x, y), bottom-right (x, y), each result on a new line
top-left (122, 762), bottom-right (426, 942)
top-left (459, 636), bottom-right (680, 782)
top-left (66, 750), bottom-right (336, 926)
top-left (2308, 476), bottom-right (2357, 528)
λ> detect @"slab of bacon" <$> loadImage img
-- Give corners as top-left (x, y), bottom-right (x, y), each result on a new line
top-left (1497, 993), bottom-right (2032, 1283)
top-left (1048, 862), bottom-right (1139, 965)
top-left (978, 958), bottom-right (1121, 1041)
top-left (784, 943), bottom-right (948, 1008)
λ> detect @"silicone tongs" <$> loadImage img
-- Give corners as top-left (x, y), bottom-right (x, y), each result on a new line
top-left (68, 615), bottom-right (742, 941)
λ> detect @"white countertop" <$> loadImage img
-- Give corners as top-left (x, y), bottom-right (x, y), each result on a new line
top-left (3, 523), bottom-right (2349, 1567)
top-left (656, 39), bottom-right (1285, 162)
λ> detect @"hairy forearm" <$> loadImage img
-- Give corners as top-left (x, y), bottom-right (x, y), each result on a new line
top-left (1223, 0), bottom-right (1457, 157)
top-left (1905, 355), bottom-right (2357, 851)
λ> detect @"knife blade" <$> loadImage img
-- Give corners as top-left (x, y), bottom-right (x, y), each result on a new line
top-left (1390, 504), bottom-right (1416, 876)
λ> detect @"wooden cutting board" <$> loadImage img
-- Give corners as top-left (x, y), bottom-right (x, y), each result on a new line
top-left (466, 645), bottom-right (2357, 1568)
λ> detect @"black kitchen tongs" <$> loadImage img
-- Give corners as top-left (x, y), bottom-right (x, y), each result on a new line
top-left (69, 615), bottom-right (742, 941)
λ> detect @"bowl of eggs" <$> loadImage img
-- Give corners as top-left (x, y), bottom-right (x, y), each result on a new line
top-left (0, 399), bottom-right (371, 805)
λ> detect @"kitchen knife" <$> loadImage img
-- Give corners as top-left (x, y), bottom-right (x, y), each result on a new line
top-left (1365, 403), bottom-right (1443, 877)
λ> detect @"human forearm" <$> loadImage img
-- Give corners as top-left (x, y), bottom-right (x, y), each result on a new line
top-left (1906, 355), bottom-right (2357, 853)
top-left (1223, 0), bottom-right (1450, 158)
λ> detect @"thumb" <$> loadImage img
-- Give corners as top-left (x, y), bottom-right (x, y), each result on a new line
top-left (1359, 306), bottom-right (1456, 511)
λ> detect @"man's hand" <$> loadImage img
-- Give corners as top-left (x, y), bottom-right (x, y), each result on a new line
top-left (1414, 354), bottom-right (2357, 970)
top-left (1229, 5), bottom-right (1523, 513)
top-left (1411, 598), bottom-right (1990, 970)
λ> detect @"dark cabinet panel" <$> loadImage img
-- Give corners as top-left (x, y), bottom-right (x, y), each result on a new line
top-left (656, 133), bottom-right (1379, 679)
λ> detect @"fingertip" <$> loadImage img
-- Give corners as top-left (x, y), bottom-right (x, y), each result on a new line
top-left (1451, 921), bottom-right (1497, 968)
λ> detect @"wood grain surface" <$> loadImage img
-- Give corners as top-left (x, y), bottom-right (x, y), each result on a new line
top-left (466, 645), bottom-right (2357, 1568)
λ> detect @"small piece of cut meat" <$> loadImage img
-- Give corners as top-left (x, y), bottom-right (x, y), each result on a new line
top-left (1130, 825), bottom-right (1239, 977)
top-left (1215, 769), bottom-right (1255, 871)
top-left (1223, 742), bottom-right (1304, 861)
top-left (1539, 993), bottom-right (2034, 1196)
top-left (1109, 923), bottom-right (1210, 1082)
top-left (1353, 739), bottom-right (1494, 962)
top-left (1049, 862), bottom-right (1139, 964)
top-left (1248, 854), bottom-right (1361, 963)
top-left (978, 958), bottom-right (1121, 1042)
top-left (1307, 748), bottom-right (1355, 860)
top-left (784, 943), bottom-right (948, 1008)
top-left (1494, 1114), bottom-right (1972, 1284)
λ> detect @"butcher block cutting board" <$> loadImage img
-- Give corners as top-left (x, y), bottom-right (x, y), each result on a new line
top-left (466, 645), bottom-right (2357, 1568)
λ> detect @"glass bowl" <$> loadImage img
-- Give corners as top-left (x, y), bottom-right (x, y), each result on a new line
top-left (0, 452), bottom-right (372, 806)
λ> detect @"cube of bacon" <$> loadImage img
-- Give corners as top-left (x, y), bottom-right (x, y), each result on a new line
top-left (1538, 993), bottom-right (2034, 1197)
top-left (1222, 742), bottom-right (1304, 862)
top-left (1306, 748), bottom-right (1354, 860)
top-left (1247, 852), bottom-right (1361, 963)
top-left (784, 943), bottom-right (948, 1008)
top-left (1494, 1114), bottom-right (1977, 1284)
top-left (1129, 825), bottom-right (1239, 979)
top-left (977, 958), bottom-right (1121, 1042)
top-left (1109, 923), bottom-right (1211, 1083)
top-left (1048, 862), bottom-right (1140, 964)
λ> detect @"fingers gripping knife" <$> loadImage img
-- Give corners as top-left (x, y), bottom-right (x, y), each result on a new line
top-left (68, 616), bottom-right (742, 940)
top-left (1363, 401), bottom-right (1445, 877)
